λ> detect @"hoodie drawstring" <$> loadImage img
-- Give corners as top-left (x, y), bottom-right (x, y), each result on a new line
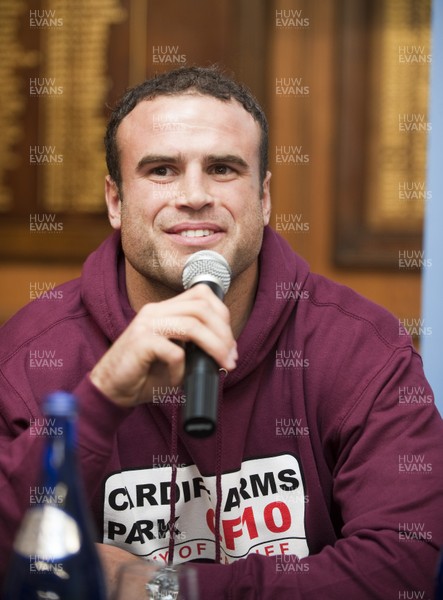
top-left (214, 385), bottom-right (223, 563)
top-left (167, 377), bottom-right (225, 567)
top-left (167, 405), bottom-right (179, 566)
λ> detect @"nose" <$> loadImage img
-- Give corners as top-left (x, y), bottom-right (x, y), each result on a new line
top-left (175, 166), bottom-right (214, 211)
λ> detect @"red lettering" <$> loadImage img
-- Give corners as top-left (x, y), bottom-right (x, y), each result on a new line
top-left (197, 542), bottom-right (207, 555)
top-left (242, 506), bottom-right (259, 541)
top-left (279, 542), bottom-right (290, 554)
top-left (206, 508), bottom-right (223, 542)
top-left (222, 506), bottom-right (259, 551)
top-left (264, 502), bottom-right (291, 533)
top-left (263, 544), bottom-right (275, 556)
top-left (179, 545), bottom-right (192, 559)
top-left (208, 503), bottom-right (289, 553)
top-left (222, 516), bottom-right (243, 550)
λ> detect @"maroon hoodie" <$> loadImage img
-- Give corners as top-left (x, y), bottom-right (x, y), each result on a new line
top-left (0, 226), bottom-right (442, 599)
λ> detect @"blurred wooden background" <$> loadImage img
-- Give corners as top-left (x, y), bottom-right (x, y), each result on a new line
top-left (0, 0), bottom-right (430, 342)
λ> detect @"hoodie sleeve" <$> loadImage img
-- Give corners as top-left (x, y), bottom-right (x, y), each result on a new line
top-left (0, 373), bottom-right (45, 581)
top-left (186, 348), bottom-right (443, 599)
top-left (0, 371), bottom-right (128, 582)
top-left (75, 375), bottom-right (130, 494)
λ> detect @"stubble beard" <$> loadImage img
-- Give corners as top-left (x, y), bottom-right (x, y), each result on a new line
top-left (120, 199), bottom-right (266, 297)
top-left (120, 204), bottom-right (185, 295)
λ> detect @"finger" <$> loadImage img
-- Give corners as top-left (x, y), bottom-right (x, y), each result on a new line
top-left (148, 284), bottom-right (232, 329)
top-left (142, 311), bottom-right (236, 371)
top-left (182, 319), bottom-right (237, 370)
top-left (142, 336), bottom-right (186, 388)
top-left (144, 287), bottom-right (235, 346)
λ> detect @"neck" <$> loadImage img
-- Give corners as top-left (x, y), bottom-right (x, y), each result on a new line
top-left (125, 259), bottom-right (258, 339)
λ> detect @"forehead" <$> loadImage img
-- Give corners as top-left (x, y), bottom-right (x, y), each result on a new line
top-left (116, 93), bottom-right (261, 157)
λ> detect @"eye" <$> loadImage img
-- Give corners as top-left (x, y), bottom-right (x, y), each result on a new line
top-left (210, 164), bottom-right (234, 176)
top-left (151, 166), bottom-right (172, 177)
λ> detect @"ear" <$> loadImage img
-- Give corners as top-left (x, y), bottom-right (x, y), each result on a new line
top-left (105, 175), bottom-right (122, 230)
top-left (261, 171), bottom-right (272, 226)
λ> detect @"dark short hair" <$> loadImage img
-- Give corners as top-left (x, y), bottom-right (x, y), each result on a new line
top-left (104, 66), bottom-right (269, 194)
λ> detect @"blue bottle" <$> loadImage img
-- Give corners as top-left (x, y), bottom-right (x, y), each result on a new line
top-left (3, 391), bottom-right (107, 599)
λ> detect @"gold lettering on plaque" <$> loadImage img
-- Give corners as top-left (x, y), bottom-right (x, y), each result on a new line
top-left (0, 2), bottom-right (38, 210)
top-left (38, 0), bottom-right (126, 212)
top-left (366, 0), bottom-right (430, 232)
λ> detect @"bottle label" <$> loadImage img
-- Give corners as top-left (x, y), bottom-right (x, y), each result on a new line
top-left (14, 505), bottom-right (81, 559)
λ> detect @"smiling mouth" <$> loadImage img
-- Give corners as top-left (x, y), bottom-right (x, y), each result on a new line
top-left (179, 229), bottom-right (214, 238)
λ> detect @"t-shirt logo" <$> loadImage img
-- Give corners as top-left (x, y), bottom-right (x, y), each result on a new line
top-left (103, 453), bottom-right (309, 564)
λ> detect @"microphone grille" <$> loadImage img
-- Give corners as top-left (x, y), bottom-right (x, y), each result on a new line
top-left (182, 250), bottom-right (231, 295)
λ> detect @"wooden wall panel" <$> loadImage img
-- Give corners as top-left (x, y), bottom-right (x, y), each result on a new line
top-left (1, 0), bottom-right (428, 340)
top-left (0, 0), bottom-right (269, 321)
top-left (267, 0), bottom-right (423, 339)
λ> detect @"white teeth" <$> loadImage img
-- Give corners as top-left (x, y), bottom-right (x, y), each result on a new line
top-left (179, 229), bottom-right (213, 238)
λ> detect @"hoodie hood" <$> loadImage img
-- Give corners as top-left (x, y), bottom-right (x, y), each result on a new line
top-left (230, 226), bottom-right (310, 384)
top-left (80, 231), bottom-right (134, 342)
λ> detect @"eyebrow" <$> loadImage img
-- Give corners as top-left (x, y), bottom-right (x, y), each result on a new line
top-left (206, 154), bottom-right (249, 170)
top-left (136, 155), bottom-right (179, 172)
top-left (136, 153), bottom-right (250, 173)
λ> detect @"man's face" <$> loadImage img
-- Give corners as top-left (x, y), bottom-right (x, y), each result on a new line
top-left (106, 93), bottom-right (271, 292)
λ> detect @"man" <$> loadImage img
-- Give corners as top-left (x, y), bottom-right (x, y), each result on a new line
top-left (0, 66), bottom-right (442, 598)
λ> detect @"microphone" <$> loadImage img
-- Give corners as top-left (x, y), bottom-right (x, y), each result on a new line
top-left (181, 250), bottom-right (231, 437)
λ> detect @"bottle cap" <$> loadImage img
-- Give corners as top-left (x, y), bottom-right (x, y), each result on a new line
top-left (43, 391), bottom-right (77, 417)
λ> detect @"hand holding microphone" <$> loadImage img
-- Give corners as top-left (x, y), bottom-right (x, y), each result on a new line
top-left (182, 251), bottom-right (232, 438)
top-left (90, 249), bottom-right (235, 416)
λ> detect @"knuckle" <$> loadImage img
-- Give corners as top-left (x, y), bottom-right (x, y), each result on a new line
top-left (189, 284), bottom-right (210, 299)
top-left (171, 345), bottom-right (185, 363)
top-left (196, 298), bottom-right (213, 314)
top-left (138, 302), bottom-right (156, 321)
top-left (220, 302), bottom-right (230, 320)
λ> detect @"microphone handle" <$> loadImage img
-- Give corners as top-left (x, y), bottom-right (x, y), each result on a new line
top-left (182, 280), bottom-right (224, 437)
top-left (183, 344), bottom-right (219, 437)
